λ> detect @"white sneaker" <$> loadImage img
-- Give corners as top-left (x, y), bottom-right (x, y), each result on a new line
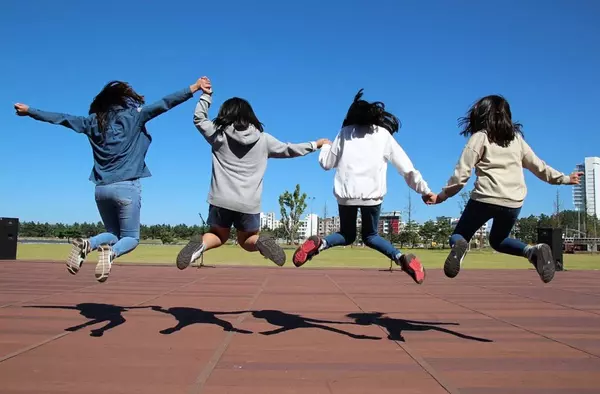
top-left (95, 245), bottom-right (114, 283)
top-left (66, 238), bottom-right (91, 275)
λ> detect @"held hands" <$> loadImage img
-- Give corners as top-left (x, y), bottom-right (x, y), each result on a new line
top-left (422, 192), bottom-right (446, 205)
top-left (316, 138), bottom-right (332, 149)
top-left (569, 171), bottom-right (584, 185)
top-left (14, 103), bottom-right (29, 116)
top-left (191, 76), bottom-right (213, 95)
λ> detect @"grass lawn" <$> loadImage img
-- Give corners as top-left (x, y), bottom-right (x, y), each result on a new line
top-left (15, 243), bottom-right (600, 270)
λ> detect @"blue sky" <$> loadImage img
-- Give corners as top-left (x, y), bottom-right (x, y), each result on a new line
top-left (1, 0), bottom-right (599, 225)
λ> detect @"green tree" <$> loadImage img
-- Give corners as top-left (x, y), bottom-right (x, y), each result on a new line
top-left (419, 220), bottom-right (437, 248)
top-left (435, 217), bottom-right (453, 248)
top-left (515, 215), bottom-right (539, 244)
top-left (278, 184), bottom-right (307, 244)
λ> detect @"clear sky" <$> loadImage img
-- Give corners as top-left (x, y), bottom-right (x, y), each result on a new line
top-left (1, 0), bottom-right (599, 225)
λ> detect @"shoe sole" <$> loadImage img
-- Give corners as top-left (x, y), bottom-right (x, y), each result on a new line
top-left (176, 237), bottom-right (204, 270)
top-left (292, 236), bottom-right (321, 267)
top-left (256, 237), bottom-right (286, 267)
top-left (444, 239), bottom-right (468, 278)
top-left (536, 244), bottom-right (556, 283)
top-left (66, 238), bottom-right (86, 275)
top-left (95, 245), bottom-right (112, 283)
top-left (402, 254), bottom-right (426, 284)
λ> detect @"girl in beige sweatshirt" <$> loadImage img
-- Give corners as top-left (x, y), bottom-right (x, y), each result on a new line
top-left (427, 94), bottom-right (581, 284)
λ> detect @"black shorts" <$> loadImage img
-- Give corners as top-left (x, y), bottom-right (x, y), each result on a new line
top-left (207, 205), bottom-right (261, 232)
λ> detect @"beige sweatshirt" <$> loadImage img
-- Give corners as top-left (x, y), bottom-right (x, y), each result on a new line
top-left (439, 131), bottom-right (571, 208)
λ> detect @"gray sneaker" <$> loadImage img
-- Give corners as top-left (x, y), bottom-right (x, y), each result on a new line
top-left (526, 244), bottom-right (555, 283)
top-left (66, 238), bottom-right (91, 275)
top-left (256, 235), bottom-right (286, 267)
top-left (176, 235), bottom-right (205, 270)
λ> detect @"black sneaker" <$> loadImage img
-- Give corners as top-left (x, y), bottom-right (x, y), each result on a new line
top-left (444, 239), bottom-right (468, 278)
top-left (176, 235), bottom-right (205, 270)
top-left (256, 235), bottom-right (286, 267)
top-left (526, 244), bottom-right (555, 283)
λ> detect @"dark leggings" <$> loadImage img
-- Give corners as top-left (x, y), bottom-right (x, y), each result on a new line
top-left (450, 199), bottom-right (527, 257)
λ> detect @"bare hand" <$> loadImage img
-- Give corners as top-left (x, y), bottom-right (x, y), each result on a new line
top-left (14, 103), bottom-right (29, 116)
top-left (422, 192), bottom-right (437, 205)
top-left (199, 76), bottom-right (212, 94)
top-left (316, 138), bottom-right (332, 148)
top-left (569, 171), bottom-right (584, 185)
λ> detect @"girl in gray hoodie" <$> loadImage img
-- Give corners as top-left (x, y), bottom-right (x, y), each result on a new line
top-left (176, 77), bottom-right (329, 269)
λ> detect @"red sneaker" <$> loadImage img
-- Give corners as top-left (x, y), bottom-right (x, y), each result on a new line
top-left (398, 254), bottom-right (426, 284)
top-left (292, 236), bottom-right (322, 267)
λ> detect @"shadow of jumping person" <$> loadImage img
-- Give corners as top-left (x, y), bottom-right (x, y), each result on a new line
top-left (24, 303), bottom-right (152, 337)
top-left (346, 312), bottom-right (493, 342)
top-left (151, 306), bottom-right (253, 335)
top-left (251, 310), bottom-right (381, 340)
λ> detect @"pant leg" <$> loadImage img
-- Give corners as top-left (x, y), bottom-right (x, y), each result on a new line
top-left (360, 204), bottom-right (401, 260)
top-left (488, 205), bottom-right (527, 257)
top-left (89, 185), bottom-right (120, 250)
top-left (450, 199), bottom-right (494, 247)
top-left (111, 180), bottom-right (142, 257)
top-left (324, 205), bottom-right (358, 248)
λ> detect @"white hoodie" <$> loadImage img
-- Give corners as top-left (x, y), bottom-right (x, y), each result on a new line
top-left (319, 125), bottom-right (431, 206)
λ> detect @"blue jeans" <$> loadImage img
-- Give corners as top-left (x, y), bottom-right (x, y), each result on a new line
top-left (324, 204), bottom-right (401, 260)
top-left (450, 199), bottom-right (527, 257)
top-left (89, 180), bottom-right (141, 257)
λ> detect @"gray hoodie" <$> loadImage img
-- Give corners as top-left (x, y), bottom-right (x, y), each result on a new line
top-left (193, 93), bottom-right (317, 214)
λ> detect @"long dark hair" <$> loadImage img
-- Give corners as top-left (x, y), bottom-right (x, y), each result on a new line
top-left (342, 89), bottom-right (400, 134)
top-left (89, 81), bottom-right (145, 133)
top-left (214, 97), bottom-right (264, 132)
top-left (459, 94), bottom-right (523, 147)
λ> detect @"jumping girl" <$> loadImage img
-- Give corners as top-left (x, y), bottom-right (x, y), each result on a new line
top-left (176, 77), bottom-right (329, 269)
top-left (14, 77), bottom-right (204, 282)
top-left (427, 94), bottom-right (581, 283)
top-left (292, 89), bottom-right (432, 285)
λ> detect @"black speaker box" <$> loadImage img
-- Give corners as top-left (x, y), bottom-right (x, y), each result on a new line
top-left (537, 227), bottom-right (563, 271)
top-left (0, 218), bottom-right (19, 260)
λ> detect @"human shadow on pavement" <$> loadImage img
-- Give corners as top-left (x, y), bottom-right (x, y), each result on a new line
top-left (346, 312), bottom-right (493, 342)
top-left (251, 310), bottom-right (381, 340)
top-left (24, 303), bottom-right (152, 337)
top-left (151, 306), bottom-right (253, 335)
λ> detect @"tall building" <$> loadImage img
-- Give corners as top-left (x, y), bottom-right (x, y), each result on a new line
top-left (259, 212), bottom-right (279, 230)
top-left (318, 217), bottom-right (340, 236)
top-left (298, 214), bottom-right (319, 239)
top-left (573, 157), bottom-right (600, 219)
top-left (378, 211), bottom-right (401, 234)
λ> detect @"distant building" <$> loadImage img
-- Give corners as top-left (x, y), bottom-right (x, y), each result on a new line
top-left (259, 212), bottom-right (277, 230)
top-left (573, 157), bottom-right (600, 219)
top-left (318, 216), bottom-right (340, 236)
top-left (298, 214), bottom-right (319, 239)
top-left (378, 211), bottom-right (401, 235)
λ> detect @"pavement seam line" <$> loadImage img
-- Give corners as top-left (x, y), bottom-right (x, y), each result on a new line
top-left (0, 276), bottom-right (207, 363)
top-left (421, 286), bottom-right (600, 359)
top-left (190, 275), bottom-right (269, 394)
top-left (325, 273), bottom-right (462, 394)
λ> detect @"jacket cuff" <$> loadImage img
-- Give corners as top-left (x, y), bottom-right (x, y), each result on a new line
top-left (310, 141), bottom-right (317, 150)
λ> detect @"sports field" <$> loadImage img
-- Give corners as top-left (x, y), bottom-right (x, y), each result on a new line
top-left (16, 243), bottom-right (600, 270)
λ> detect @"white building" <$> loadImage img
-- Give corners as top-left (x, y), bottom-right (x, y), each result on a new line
top-left (450, 218), bottom-right (488, 239)
top-left (259, 212), bottom-right (279, 230)
top-left (573, 157), bottom-right (600, 219)
top-left (298, 213), bottom-right (319, 239)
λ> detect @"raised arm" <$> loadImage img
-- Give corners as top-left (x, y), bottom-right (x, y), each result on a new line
top-left (193, 93), bottom-right (219, 143)
top-left (136, 78), bottom-right (202, 123)
top-left (386, 136), bottom-right (431, 195)
top-left (266, 134), bottom-right (321, 159)
top-left (521, 138), bottom-right (571, 184)
top-left (15, 103), bottom-right (91, 134)
top-left (318, 134), bottom-right (341, 170)
top-left (437, 133), bottom-right (485, 201)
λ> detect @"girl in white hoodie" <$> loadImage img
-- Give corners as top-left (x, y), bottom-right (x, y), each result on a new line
top-left (292, 89), bottom-right (433, 284)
